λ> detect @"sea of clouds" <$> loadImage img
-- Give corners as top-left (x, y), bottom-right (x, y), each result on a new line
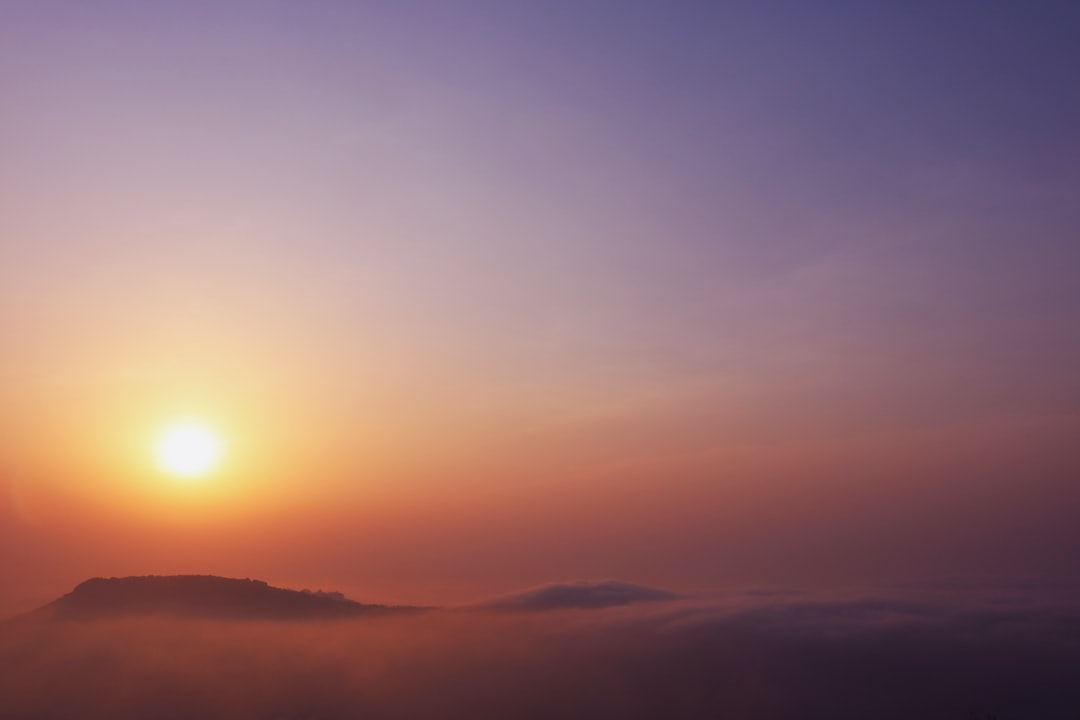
top-left (2, 581), bottom-right (1079, 720)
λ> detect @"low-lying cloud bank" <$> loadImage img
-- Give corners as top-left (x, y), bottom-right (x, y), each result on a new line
top-left (2, 585), bottom-right (1078, 719)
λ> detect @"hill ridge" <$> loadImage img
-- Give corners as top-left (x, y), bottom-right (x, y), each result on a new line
top-left (33, 574), bottom-right (421, 621)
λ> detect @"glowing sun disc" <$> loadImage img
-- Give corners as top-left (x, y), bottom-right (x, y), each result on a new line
top-left (155, 423), bottom-right (222, 478)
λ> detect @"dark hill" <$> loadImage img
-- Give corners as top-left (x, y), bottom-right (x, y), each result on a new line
top-left (33, 575), bottom-right (419, 621)
top-left (484, 580), bottom-right (680, 611)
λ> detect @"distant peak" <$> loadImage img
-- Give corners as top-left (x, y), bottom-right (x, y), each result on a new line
top-left (484, 580), bottom-right (680, 611)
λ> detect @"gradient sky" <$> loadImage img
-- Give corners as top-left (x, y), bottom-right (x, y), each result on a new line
top-left (2, 1), bottom-right (1079, 614)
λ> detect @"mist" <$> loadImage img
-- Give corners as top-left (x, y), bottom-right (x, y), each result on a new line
top-left (3, 585), bottom-right (1078, 720)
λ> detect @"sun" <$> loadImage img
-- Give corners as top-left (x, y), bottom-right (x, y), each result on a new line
top-left (155, 421), bottom-right (222, 478)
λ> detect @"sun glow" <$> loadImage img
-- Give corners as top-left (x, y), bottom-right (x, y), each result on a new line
top-left (155, 421), bottom-right (222, 479)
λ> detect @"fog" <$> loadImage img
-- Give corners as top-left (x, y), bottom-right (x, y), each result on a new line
top-left (3, 585), bottom-right (1078, 719)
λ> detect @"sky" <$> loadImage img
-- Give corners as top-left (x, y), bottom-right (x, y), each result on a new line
top-left (1, 0), bottom-right (1079, 615)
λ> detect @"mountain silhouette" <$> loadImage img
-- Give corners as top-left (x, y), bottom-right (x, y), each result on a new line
top-left (484, 580), bottom-right (680, 611)
top-left (30, 575), bottom-right (421, 621)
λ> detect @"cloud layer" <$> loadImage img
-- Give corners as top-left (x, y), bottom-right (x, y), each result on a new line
top-left (3, 585), bottom-right (1079, 719)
